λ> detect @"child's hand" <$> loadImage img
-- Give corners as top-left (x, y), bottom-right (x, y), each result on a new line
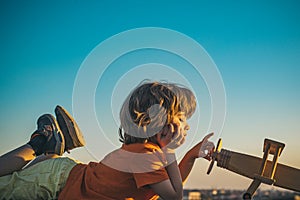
top-left (157, 123), bottom-right (186, 151)
top-left (188, 132), bottom-right (215, 161)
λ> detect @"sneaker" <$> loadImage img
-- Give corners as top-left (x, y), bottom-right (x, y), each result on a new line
top-left (35, 114), bottom-right (65, 156)
top-left (55, 105), bottom-right (85, 152)
top-left (28, 130), bottom-right (46, 156)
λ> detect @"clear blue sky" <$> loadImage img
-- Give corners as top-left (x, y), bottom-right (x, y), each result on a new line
top-left (0, 0), bottom-right (299, 190)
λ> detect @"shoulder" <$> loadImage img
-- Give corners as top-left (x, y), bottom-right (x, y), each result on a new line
top-left (122, 142), bottom-right (162, 154)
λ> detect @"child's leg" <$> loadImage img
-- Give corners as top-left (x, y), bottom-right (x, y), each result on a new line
top-left (0, 144), bottom-right (35, 177)
top-left (0, 146), bottom-right (61, 177)
top-left (23, 153), bottom-right (59, 169)
top-left (0, 113), bottom-right (65, 177)
top-left (55, 105), bottom-right (86, 152)
top-left (0, 105), bottom-right (84, 177)
top-left (0, 157), bottom-right (78, 200)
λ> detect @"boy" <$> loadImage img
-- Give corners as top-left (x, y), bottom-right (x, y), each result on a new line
top-left (0, 81), bottom-right (214, 200)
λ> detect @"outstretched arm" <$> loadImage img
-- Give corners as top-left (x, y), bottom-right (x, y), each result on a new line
top-left (179, 133), bottom-right (214, 184)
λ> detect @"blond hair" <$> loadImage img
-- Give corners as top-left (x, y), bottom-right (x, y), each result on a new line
top-left (119, 81), bottom-right (196, 144)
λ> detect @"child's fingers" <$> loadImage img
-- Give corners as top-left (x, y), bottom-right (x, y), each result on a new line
top-left (173, 126), bottom-right (182, 141)
top-left (178, 130), bottom-right (186, 145)
top-left (202, 132), bottom-right (214, 143)
top-left (199, 141), bottom-right (215, 158)
top-left (164, 124), bottom-right (174, 140)
top-left (163, 123), bottom-right (186, 149)
top-left (166, 123), bottom-right (177, 140)
top-left (175, 127), bottom-right (186, 146)
top-left (171, 123), bottom-right (178, 136)
top-left (170, 123), bottom-right (175, 134)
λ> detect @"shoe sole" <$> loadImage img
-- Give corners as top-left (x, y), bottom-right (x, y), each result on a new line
top-left (55, 105), bottom-right (86, 151)
top-left (37, 114), bottom-right (65, 156)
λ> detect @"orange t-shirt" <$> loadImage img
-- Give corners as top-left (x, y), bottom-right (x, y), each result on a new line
top-left (59, 143), bottom-right (169, 200)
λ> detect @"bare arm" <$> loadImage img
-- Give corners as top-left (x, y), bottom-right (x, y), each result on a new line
top-left (150, 123), bottom-right (185, 199)
top-left (179, 149), bottom-right (197, 184)
top-left (150, 160), bottom-right (183, 200)
top-left (179, 133), bottom-right (214, 183)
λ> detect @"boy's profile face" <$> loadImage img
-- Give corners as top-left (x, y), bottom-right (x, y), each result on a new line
top-left (163, 113), bottom-right (189, 138)
top-left (172, 113), bottom-right (190, 138)
top-left (157, 112), bottom-right (190, 148)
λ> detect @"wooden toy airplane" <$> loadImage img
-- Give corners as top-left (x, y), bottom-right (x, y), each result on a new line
top-left (207, 138), bottom-right (300, 199)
